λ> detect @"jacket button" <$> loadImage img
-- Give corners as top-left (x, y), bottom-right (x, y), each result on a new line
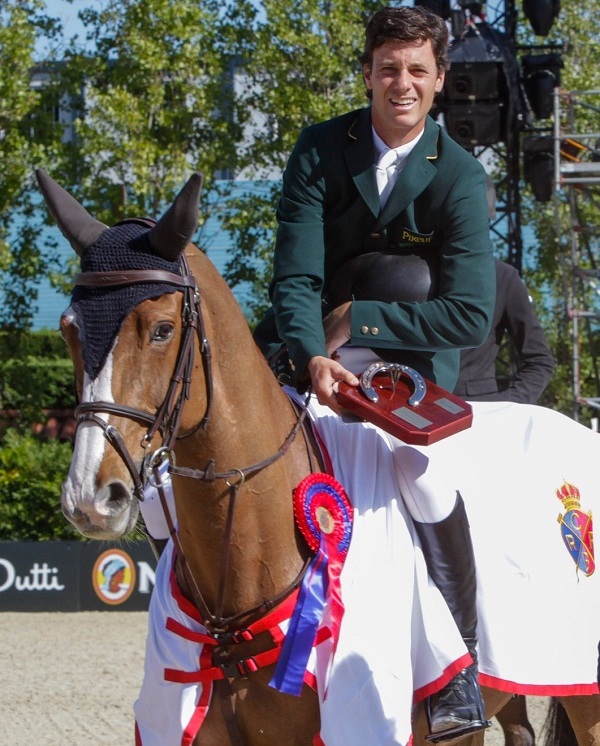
top-left (370, 327), bottom-right (379, 335)
top-left (360, 326), bottom-right (369, 334)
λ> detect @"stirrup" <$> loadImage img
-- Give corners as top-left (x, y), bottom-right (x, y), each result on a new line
top-left (424, 710), bottom-right (491, 744)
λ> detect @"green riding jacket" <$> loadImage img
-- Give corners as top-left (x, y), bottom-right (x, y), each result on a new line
top-left (256, 109), bottom-right (495, 391)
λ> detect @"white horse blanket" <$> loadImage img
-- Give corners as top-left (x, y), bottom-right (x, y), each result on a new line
top-left (135, 399), bottom-right (599, 746)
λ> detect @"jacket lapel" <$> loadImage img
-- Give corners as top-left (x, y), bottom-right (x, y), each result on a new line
top-left (377, 117), bottom-right (440, 227)
top-left (343, 108), bottom-right (380, 218)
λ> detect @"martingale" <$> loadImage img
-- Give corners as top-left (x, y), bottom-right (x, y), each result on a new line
top-left (337, 362), bottom-right (472, 445)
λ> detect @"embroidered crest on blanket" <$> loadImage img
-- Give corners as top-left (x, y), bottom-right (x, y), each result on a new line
top-left (556, 481), bottom-right (595, 576)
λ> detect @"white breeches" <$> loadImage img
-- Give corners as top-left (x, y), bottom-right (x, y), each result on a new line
top-left (390, 434), bottom-right (463, 523)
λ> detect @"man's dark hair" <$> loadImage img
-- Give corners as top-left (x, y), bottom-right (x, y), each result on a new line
top-left (360, 6), bottom-right (450, 72)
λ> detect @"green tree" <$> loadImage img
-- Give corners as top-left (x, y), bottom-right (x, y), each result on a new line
top-left (1, 0), bottom-right (245, 330)
top-left (52, 0), bottom-right (241, 234)
top-left (219, 0), bottom-right (380, 324)
top-left (0, 429), bottom-right (75, 540)
top-left (0, 0), bottom-right (65, 330)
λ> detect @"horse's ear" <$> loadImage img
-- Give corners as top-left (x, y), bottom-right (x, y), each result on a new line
top-left (35, 168), bottom-right (108, 257)
top-left (147, 172), bottom-right (203, 261)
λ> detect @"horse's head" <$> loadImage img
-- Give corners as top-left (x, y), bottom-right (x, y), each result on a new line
top-left (37, 169), bottom-right (204, 539)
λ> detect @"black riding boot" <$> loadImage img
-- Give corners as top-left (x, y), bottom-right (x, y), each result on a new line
top-left (413, 492), bottom-right (491, 743)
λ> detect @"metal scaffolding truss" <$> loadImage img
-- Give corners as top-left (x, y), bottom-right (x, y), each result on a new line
top-left (553, 88), bottom-right (600, 419)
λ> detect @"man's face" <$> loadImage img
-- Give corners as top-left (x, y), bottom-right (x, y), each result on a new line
top-left (363, 39), bottom-right (445, 148)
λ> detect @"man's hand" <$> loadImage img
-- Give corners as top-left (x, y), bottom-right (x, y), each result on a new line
top-left (307, 355), bottom-right (358, 414)
top-left (323, 302), bottom-right (352, 355)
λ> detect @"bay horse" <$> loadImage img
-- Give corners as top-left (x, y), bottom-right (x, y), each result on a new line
top-left (37, 169), bottom-right (599, 746)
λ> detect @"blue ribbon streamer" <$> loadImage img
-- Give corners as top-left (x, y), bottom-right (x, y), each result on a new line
top-left (269, 540), bottom-right (329, 696)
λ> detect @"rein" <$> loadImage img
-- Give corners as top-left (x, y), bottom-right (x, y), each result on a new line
top-left (72, 238), bottom-right (312, 634)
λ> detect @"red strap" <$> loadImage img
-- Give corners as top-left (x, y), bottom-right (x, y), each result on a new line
top-left (166, 616), bottom-right (217, 645)
top-left (164, 645), bottom-right (282, 684)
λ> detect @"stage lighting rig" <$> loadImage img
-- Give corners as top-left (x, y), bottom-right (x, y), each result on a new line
top-left (522, 53), bottom-right (563, 120)
top-left (523, 0), bottom-right (561, 37)
top-left (523, 135), bottom-right (554, 202)
top-left (441, 23), bottom-right (524, 147)
top-left (414, 0), bottom-right (451, 19)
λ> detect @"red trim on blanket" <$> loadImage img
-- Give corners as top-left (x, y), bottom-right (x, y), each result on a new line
top-left (479, 673), bottom-right (600, 697)
top-left (182, 682), bottom-right (211, 746)
top-left (414, 662), bottom-right (600, 702)
top-left (413, 653), bottom-right (473, 703)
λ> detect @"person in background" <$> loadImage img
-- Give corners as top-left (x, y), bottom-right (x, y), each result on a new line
top-left (456, 254), bottom-right (554, 746)
top-left (255, 6), bottom-right (495, 741)
top-left (454, 258), bottom-right (555, 404)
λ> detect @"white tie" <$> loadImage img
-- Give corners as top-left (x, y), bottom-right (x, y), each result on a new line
top-left (375, 149), bottom-right (398, 209)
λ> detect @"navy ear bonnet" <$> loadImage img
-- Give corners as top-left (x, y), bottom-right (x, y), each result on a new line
top-left (72, 222), bottom-right (180, 379)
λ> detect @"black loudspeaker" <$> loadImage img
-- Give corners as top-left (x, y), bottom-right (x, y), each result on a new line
top-left (523, 136), bottom-right (554, 202)
top-left (445, 102), bottom-right (505, 146)
top-left (521, 54), bottom-right (563, 120)
top-left (523, 0), bottom-right (560, 36)
top-left (414, 0), bottom-right (451, 19)
top-left (444, 61), bottom-right (503, 102)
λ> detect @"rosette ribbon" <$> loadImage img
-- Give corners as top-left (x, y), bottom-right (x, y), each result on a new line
top-left (269, 473), bottom-right (353, 696)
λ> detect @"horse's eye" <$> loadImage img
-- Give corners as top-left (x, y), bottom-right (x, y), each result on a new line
top-left (152, 323), bottom-right (174, 342)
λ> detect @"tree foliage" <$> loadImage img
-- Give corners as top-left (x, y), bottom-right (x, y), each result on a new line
top-left (0, 0), bottom-right (65, 329)
top-left (0, 429), bottom-right (75, 540)
top-left (1, 0), bottom-right (244, 330)
top-left (218, 0), bottom-right (380, 323)
top-left (60, 0), bottom-right (239, 222)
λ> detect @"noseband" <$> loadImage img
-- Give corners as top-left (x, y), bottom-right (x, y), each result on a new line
top-left (72, 225), bottom-right (312, 633)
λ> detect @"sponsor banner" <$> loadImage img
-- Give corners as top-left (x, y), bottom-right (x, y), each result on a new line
top-left (0, 541), bottom-right (156, 612)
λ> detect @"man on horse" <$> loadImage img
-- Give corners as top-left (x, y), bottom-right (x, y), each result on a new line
top-left (254, 5), bottom-right (495, 742)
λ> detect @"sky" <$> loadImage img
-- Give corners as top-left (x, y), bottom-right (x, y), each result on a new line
top-left (39, 0), bottom-right (89, 55)
top-left (44, 0), bottom-right (87, 30)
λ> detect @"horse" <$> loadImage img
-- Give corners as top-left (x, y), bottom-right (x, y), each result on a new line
top-left (37, 169), bottom-right (600, 746)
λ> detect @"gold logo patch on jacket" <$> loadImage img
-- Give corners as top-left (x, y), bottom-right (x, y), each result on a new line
top-left (400, 228), bottom-right (434, 245)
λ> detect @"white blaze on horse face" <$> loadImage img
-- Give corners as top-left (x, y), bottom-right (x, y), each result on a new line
top-left (62, 343), bottom-right (116, 528)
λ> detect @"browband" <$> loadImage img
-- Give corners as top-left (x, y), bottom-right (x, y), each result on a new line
top-left (73, 269), bottom-right (196, 289)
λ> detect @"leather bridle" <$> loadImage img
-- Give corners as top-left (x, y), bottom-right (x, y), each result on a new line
top-left (71, 227), bottom-right (313, 634)
top-left (74, 255), bottom-right (212, 497)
